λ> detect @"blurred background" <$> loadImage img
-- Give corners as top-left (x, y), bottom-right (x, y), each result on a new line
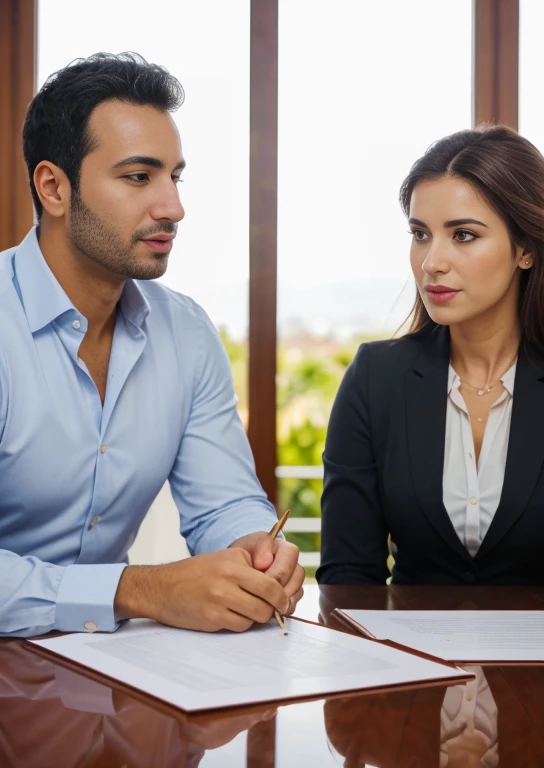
top-left (1, 0), bottom-right (542, 578)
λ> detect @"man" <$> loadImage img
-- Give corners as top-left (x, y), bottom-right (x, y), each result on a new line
top-left (0, 52), bottom-right (304, 637)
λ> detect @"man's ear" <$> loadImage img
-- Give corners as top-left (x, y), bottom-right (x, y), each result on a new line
top-left (33, 161), bottom-right (71, 218)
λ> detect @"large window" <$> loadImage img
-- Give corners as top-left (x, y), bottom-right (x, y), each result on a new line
top-left (38, 0), bottom-right (251, 564)
top-left (519, 0), bottom-right (544, 152)
top-left (277, 0), bottom-right (473, 569)
top-left (35, 0), bottom-right (524, 575)
top-left (38, 0), bottom-right (251, 417)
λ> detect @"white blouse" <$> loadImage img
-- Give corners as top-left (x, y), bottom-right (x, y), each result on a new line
top-left (443, 362), bottom-right (516, 556)
top-left (440, 666), bottom-right (499, 767)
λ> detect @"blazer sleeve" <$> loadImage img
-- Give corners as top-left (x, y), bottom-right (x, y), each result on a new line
top-left (317, 343), bottom-right (390, 585)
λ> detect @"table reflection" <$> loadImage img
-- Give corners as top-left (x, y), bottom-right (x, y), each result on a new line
top-left (0, 641), bottom-right (275, 768)
top-left (440, 666), bottom-right (498, 768)
top-left (4, 584), bottom-right (544, 768)
top-left (324, 663), bottom-right (544, 768)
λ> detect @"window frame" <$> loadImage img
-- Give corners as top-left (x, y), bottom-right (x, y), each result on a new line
top-left (3, 0), bottom-right (521, 507)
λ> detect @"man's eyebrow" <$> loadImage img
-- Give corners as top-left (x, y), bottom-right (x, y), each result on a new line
top-left (112, 156), bottom-right (186, 172)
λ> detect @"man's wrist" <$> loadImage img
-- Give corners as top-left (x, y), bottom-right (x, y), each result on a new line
top-left (114, 564), bottom-right (155, 621)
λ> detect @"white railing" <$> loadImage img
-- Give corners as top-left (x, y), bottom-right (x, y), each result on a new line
top-left (276, 465), bottom-right (323, 569)
top-left (275, 465), bottom-right (324, 479)
top-left (284, 516), bottom-right (321, 532)
top-left (297, 552), bottom-right (321, 567)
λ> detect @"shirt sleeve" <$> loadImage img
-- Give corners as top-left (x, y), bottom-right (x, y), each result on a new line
top-left (317, 343), bottom-right (390, 585)
top-left (168, 312), bottom-right (279, 554)
top-left (0, 550), bottom-right (126, 638)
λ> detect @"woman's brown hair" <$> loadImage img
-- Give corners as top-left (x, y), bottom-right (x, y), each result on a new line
top-left (399, 125), bottom-right (544, 355)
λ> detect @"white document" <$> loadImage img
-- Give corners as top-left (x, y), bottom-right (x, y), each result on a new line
top-left (339, 610), bottom-right (544, 662)
top-left (28, 618), bottom-right (467, 712)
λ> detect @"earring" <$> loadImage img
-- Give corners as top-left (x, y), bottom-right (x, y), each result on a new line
top-left (526, 260), bottom-right (530, 265)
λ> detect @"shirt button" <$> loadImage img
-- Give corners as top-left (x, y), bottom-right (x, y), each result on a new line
top-left (84, 621), bottom-right (98, 632)
top-left (100, 445), bottom-right (107, 454)
top-left (88, 516), bottom-right (100, 530)
top-left (469, 497), bottom-right (477, 505)
top-left (72, 319), bottom-right (81, 330)
top-left (463, 571), bottom-right (476, 584)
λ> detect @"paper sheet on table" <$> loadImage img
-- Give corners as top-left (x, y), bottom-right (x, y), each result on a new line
top-left (338, 610), bottom-right (544, 662)
top-left (27, 618), bottom-right (468, 712)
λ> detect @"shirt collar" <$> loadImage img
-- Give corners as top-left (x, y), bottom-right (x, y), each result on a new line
top-left (14, 228), bottom-right (75, 333)
top-left (13, 227), bottom-right (150, 332)
top-left (447, 364), bottom-right (458, 396)
top-left (119, 279), bottom-right (150, 329)
top-left (501, 360), bottom-right (517, 396)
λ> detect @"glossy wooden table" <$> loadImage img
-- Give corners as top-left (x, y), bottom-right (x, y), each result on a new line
top-left (2, 585), bottom-right (544, 767)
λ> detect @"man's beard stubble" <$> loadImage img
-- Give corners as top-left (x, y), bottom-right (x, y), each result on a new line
top-left (69, 192), bottom-right (175, 281)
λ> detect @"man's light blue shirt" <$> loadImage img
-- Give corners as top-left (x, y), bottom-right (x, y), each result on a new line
top-left (0, 229), bottom-right (278, 637)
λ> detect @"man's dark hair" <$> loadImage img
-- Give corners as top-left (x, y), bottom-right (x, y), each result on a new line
top-left (22, 52), bottom-right (185, 218)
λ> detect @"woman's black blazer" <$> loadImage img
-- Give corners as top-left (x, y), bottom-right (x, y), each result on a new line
top-left (317, 325), bottom-right (544, 586)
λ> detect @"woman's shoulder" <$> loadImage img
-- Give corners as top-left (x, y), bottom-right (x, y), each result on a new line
top-left (351, 327), bottom-right (436, 378)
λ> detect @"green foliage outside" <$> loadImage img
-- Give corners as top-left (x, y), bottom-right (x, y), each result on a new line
top-left (219, 326), bottom-right (389, 566)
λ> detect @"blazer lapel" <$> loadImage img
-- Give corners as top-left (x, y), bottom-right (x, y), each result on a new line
top-left (477, 347), bottom-right (544, 560)
top-left (405, 326), bottom-right (474, 563)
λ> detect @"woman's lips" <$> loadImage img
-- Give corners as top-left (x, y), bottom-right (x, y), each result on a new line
top-left (425, 286), bottom-right (461, 304)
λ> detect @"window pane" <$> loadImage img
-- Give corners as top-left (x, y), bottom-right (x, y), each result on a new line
top-left (520, 0), bottom-right (544, 153)
top-left (38, 1), bottom-right (250, 564)
top-left (38, 0), bottom-right (250, 416)
top-left (277, 0), bottom-right (473, 558)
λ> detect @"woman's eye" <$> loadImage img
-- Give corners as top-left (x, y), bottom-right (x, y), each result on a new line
top-left (455, 229), bottom-right (477, 243)
top-left (410, 229), bottom-right (428, 242)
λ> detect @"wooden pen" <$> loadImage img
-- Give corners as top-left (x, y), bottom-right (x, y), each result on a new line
top-left (269, 508), bottom-right (291, 632)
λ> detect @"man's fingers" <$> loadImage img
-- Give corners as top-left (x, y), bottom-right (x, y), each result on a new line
top-left (226, 585), bottom-right (280, 625)
top-left (222, 610), bottom-right (254, 633)
top-left (282, 563), bottom-right (305, 600)
top-left (227, 547), bottom-right (253, 567)
top-left (264, 540), bottom-right (299, 587)
top-left (237, 567), bottom-right (289, 614)
top-left (251, 535), bottom-right (275, 572)
top-left (286, 586), bottom-right (304, 615)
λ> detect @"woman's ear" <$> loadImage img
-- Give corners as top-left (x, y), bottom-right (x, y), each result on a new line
top-left (517, 246), bottom-right (534, 270)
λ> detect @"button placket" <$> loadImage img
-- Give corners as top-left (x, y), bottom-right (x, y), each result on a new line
top-left (461, 409), bottom-right (480, 552)
top-left (84, 445), bottom-right (108, 535)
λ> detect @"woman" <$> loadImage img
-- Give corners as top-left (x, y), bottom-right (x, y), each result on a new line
top-left (317, 125), bottom-right (544, 586)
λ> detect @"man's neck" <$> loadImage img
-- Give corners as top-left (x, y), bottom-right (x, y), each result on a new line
top-left (37, 219), bottom-right (124, 339)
